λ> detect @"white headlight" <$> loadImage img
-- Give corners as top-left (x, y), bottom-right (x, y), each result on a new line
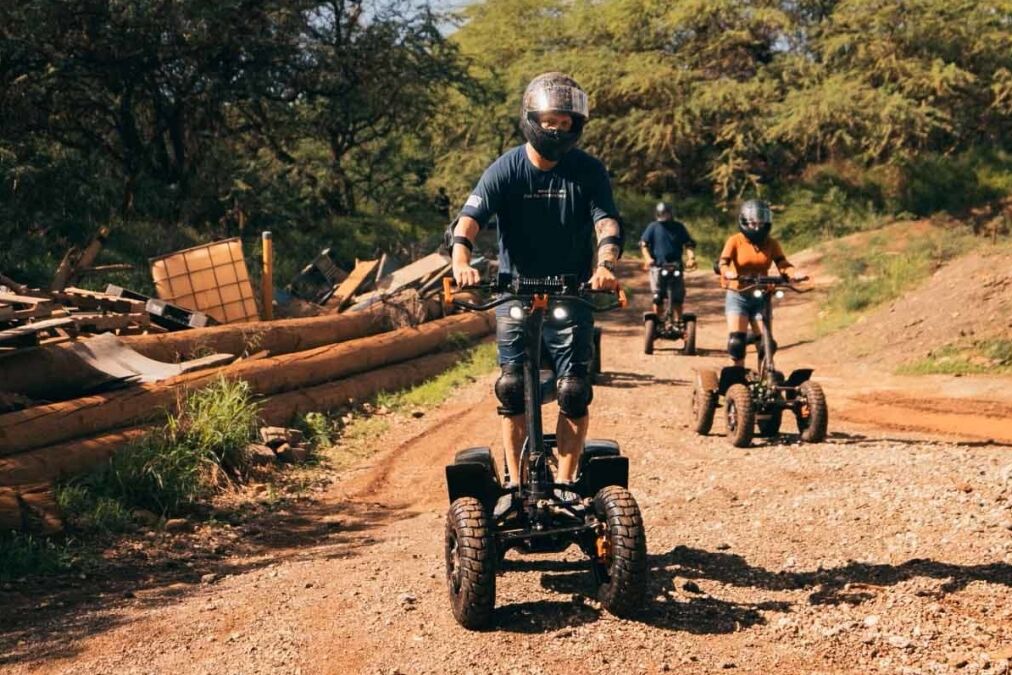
top-left (775, 289), bottom-right (785, 299)
top-left (753, 289), bottom-right (763, 298)
top-left (552, 306), bottom-right (569, 321)
top-left (508, 305), bottom-right (524, 320)
top-left (661, 269), bottom-right (669, 277)
top-left (673, 270), bottom-right (681, 277)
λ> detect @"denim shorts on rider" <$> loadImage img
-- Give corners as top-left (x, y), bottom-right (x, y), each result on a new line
top-left (495, 300), bottom-right (594, 377)
top-left (724, 289), bottom-right (769, 319)
top-left (649, 266), bottom-right (686, 304)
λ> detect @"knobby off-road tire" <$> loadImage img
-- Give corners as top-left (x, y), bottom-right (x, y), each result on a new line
top-left (796, 380), bottom-right (828, 443)
top-left (592, 486), bottom-right (647, 617)
top-left (683, 319), bottom-right (697, 356)
top-left (757, 409), bottom-right (783, 437)
top-left (445, 497), bottom-right (496, 629)
top-left (725, 383), bottom-right (755, 447)
top-left (691, 385), bottom-right (717, 435)
top-left (643, 320), bottom-right (656, 355)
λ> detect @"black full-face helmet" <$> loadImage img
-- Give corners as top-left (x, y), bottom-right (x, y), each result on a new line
top-left (519, 72), bottom-right (589, 161)
top-left (655, 201), bottom-right (673, 221)
top-left (738, 199), bottom-right (772, 245)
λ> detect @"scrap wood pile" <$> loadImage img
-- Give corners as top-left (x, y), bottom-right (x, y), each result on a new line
top-left (0, 237), bottom-right (497, 535)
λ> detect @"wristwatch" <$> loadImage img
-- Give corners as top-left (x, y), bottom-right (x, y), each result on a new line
top-left (596, 260), bottom-right (616, 272)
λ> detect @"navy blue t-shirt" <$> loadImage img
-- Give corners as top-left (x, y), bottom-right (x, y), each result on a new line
top-left (458, 145), bottom-right (619, 281)
top-left (639, 220), bottom-right (696, 265)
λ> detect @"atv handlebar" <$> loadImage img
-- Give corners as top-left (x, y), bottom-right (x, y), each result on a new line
top-left (733, 274), bottom-right (811, 294)
top-left (442, 276), bottom-right (628, 312)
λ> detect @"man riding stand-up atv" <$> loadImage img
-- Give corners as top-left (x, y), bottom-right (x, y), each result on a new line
top-left (640, 201), bottom-right (698, 354)
top-left (445, 72), bottom-right (647, 628)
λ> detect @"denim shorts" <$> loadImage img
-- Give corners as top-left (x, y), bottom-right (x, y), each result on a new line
top-left (725, 290), bottom-right (768, 319)
top-left (495, 300), bottom-right (594, 377)
top-left (649, 266), bottom-right (686, 303)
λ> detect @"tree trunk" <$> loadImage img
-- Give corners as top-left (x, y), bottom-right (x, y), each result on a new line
top-left (0, 311), bottom-right (493, 455)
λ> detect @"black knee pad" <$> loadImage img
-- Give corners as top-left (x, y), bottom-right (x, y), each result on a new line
top-left (557, 375), bottom-right (593, 419)
top-left (727, 331), bottom-right (747, 360)
top-left (494, 364), bottom-right (525, 416)
top-left (652, 292), bottom-right (664, 306)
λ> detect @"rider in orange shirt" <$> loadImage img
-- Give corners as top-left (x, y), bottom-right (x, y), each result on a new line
top-left (718, 200), bottom-right (801, 367)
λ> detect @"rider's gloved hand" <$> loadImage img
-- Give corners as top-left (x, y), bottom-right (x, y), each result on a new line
top-left (590, 265), bottom-right (619, 291)
top-left (723, 271), bottom-right (738, 280)
top-left (453, 263), bottom-right (481, 287)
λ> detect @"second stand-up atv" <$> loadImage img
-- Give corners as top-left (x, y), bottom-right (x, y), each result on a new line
top-left (643, 262), bottom-right (696, 355)
top-left (442, 275), bottom-right (647, 630)
top-left (691, 275), bottom-right (828, 447)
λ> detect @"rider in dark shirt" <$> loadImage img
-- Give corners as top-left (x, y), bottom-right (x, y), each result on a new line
top-left (450, 72), bottom-right (622, 487)
top-left (639, 202), bottom-right (696, 320)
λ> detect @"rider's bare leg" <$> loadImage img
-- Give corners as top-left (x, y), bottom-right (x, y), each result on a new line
top-left (501, 414), bottom-right (526, 485)
top-left (726, 313), bottom-right (750, 367)
top-left (556, 413), bottom-right (588, 482)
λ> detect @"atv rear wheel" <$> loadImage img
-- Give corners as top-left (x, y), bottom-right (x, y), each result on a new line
top-left (725, 384), bottom-right (755, 448)
top-left (683, 318), bottom-right (697, 355)
top-left (591, 486), bottom-right (647, 617)
top-left (643, 319), bottom-right (656, 355)
top-left (691, 384), bottom-right (717, 435)
top-left (445, 497), bottom-right (496, 629)
top-left (796, 380), bottom-right (828, 443)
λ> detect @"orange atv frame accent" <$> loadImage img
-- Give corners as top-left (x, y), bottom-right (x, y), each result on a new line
top-left (532, 294), bottom-right (549, 310)
top-left (442, 277), bottom-right (454, 308)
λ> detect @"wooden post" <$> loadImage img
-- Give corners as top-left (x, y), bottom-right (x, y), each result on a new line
top-left (262, 231), bottom-right (274, 321)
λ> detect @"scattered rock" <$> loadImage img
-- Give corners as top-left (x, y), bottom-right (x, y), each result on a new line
top-left (290, 445), bottom-right (310, 464)
top-left (247, 443), bottom-right (277, 466)
top-left (259, 426), bottom-right (290, 449)
top-left (275, 443), bottom-right (294, 463)
top-left (886, 635), bottom-right (912, 650)
top-left (201, 573), bottom-right (218, 585)
top-left (132, 509), bottom-right (160, 527)
top-left (164, 518), bottom-right (190, 533)
top-left (864, 615), bottom-right (880, 627)
top-left (411, 409), bottom-right (425, 418)
top-left (716, 543), bottom-right (731, 551)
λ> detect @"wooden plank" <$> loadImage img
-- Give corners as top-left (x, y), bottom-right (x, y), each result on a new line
top-left (0, 318), bottom-right (74, 345)
top-left (0, 292), bottom-right (53, 307)
top-left (324, 258), bottom-right (379, 310)
top-left (348, 253), bottom-right (451, 313)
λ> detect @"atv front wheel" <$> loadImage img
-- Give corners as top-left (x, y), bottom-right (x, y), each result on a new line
top-left (591, 486), bottom-right (647, 617)
top-left (643, 319), bottom-right (656, 355)
top-left (445, 497), bottom-right (496, 629)
top-left (683, 318), bottom-right (697, 356)
top-left (725, 383), bottom-right (755, 447)
top-left (691, 385), bottom-right (717, 435)
top-left (796, 380), bottom-right (828, 443)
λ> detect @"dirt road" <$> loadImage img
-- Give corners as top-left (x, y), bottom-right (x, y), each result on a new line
top-left (3, 262), bottom-right (1011, 674)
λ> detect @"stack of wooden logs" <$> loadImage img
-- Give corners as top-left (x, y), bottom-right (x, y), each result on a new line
top-left (0, 307), bottom-right (495, 533)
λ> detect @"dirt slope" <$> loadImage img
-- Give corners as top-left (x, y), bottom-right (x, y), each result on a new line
top-left (2, 252), bottom-right (1011, 675)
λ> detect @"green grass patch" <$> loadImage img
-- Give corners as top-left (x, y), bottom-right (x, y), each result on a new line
top-left (375, 341), bottom-right (497, 410)
top-left (63, 377), bottom-right (261, 520)
top-left (816, 226), bottom-right (977, 335)
top-left (897, 339), bottom-right (1012, 376)
top-left (0, 532), bottom-right (73, 581)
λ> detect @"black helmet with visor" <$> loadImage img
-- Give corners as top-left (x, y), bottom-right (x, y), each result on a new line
top-left (519, 72), bottom-right (589, 161)
top-left (738, 199), bottom-right (772, 245)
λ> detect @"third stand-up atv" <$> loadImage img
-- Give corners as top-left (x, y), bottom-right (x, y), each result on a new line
top-left (643, 262), bottom-right (696, 355)
top-left (691, 275), bottom-right (828, 447)
top-left (441, 275), bottom-right (647, 630)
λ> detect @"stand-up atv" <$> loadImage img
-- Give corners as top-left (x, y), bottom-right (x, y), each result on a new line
top-left (691, 275), bottom-right (828, 447)
top-left (643, 262), bottom-right (696, 355)
top-left (442, 275), bottom-right (647, 630)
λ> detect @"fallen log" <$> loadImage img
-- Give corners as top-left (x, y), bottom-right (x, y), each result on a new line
top-left (0, 306), bottom-right (393, 400)
top-left (0, 311), bottom-right (493, 456)
top-left (0, 483), bottom-right (61, 534)
top-left (0, 349), bottom-right (473, 488)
